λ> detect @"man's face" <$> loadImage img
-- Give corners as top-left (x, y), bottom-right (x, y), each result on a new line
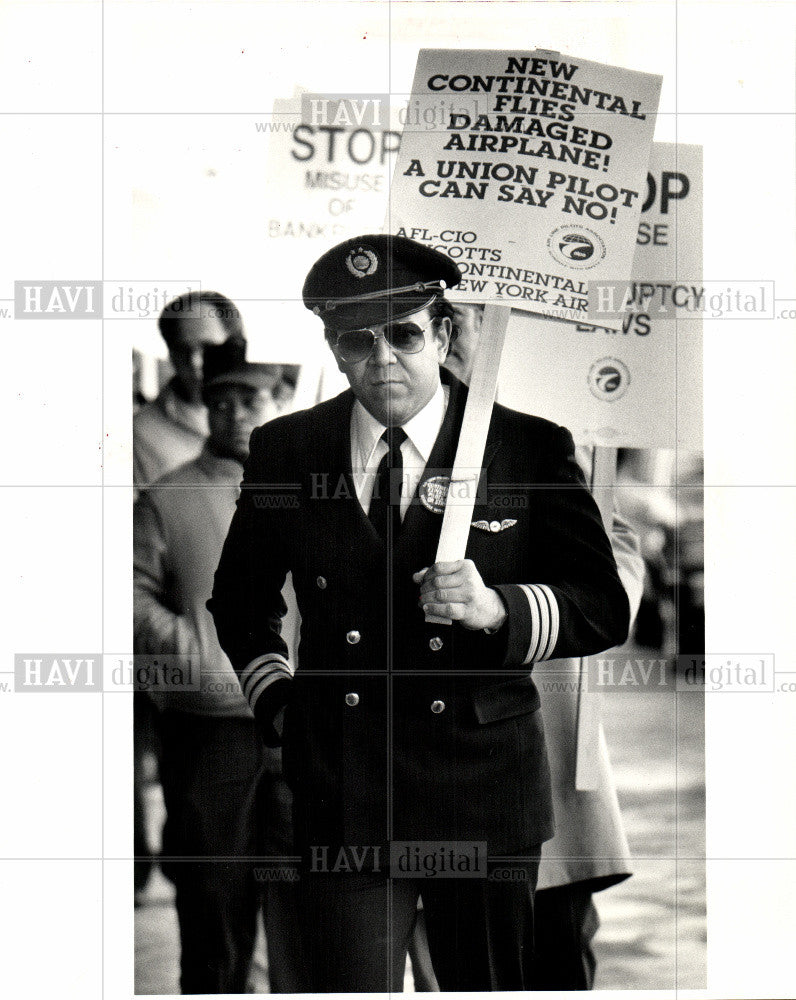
top-left (328, 307), bottom-right (450, 426)
top-left (167, 315), bottom-right (231, 403)
top-left (443, 303), bottom-right (484, 385)
top-left (206, 384), bottom-right (275, 462)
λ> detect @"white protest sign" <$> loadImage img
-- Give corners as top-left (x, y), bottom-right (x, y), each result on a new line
top-left (498, 143), bottom-right (703, 450)
top-left (258, 94), bottom-right (401, 396)
top-left (388, 49), bottom-right (662, 327)
top-left (262, 94), bottom-right (400, 294)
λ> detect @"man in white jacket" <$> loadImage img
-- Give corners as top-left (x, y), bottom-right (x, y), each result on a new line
top-left (444, 302), bottom-right (645, 990)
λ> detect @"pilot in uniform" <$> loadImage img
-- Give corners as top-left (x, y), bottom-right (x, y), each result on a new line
top-left (209, 234), bottom-right (629, 992)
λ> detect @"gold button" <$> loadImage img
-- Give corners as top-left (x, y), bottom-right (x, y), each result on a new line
top-left (490, 520), bottom-right (501, 533)
top-left (431, 700), bottom-right (445, 714)
top-left (345, 692), bottom-right (360, 707)
top-left (346, 630), bottom-right (361, 645)
top-left (317, 576), bottom-right (327, 589)
top-left (429, 636), bottom-right (443, 651)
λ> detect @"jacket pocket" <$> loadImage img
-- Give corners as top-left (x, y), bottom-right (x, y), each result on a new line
top-left (472, 674), bottom-right (540, 724)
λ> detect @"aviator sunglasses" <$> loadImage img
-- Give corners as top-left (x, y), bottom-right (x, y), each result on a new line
top-left (329, 318), bottom-right (435, 364)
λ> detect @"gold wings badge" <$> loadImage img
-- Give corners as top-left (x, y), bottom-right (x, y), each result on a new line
top-left (471, 518), bottom-right (518, 533)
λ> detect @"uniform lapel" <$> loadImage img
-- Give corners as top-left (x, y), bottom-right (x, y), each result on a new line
top-left (308, 389), bottom-right (385, 550)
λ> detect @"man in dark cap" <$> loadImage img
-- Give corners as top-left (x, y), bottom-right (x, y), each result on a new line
top-left (133, 290), bottom-right (247, 488)
top-left (134, 341), bottom-right (289, 993)
top-left (210, 234), bottom-right (629, 991)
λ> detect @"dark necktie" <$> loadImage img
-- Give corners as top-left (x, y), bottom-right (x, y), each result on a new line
top-left (369, 426), bottom-right (407, 542)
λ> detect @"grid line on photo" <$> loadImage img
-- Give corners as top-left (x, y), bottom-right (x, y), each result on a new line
top-left (62, 8), bottom-right (728, 996)
top-left (101, 2), bottom-right (106, 996)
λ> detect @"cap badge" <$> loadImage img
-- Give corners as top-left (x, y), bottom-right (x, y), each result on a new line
top-left (345, 247), bottom-right (378, 279)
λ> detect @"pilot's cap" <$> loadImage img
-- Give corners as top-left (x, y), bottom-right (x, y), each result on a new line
top-left (302, 234), bottom-right (461, 330)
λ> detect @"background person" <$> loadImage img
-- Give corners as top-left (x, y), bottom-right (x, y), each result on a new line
top-left (446, 300), bottom-right (645, 990)
top-left (133, 290), bottom-right (252, 488)
top-left (134, 340), bottom-right (292, 993)
top-left (133, 290), bottom-right (254, 903)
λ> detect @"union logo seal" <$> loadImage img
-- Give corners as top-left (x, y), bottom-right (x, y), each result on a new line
top-left (345, 247), bottom-right (378, 279)
top-left (588, 357), bottom-right (630, 401)
top-left (547, 225), bottom-right (606, 270)
top-left (419, 476), bottom-right (450, 514)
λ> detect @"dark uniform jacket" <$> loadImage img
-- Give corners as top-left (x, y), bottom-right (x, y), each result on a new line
top-left (210, 370), bottom-right (629, 860)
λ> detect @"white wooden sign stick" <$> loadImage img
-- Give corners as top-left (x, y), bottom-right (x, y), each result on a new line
top-left (575, 445), bottom-right (617, 790)
top-left (425, 302), bottom-right (510, 625)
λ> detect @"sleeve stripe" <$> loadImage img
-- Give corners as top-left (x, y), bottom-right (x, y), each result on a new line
top-left (518, 584), bottom-right (542, 665)
top-left (240, 653), bottom-right (292, 699)
top-left (246, 665), bottom-right (293, 712)
top-left (518, 584), bottom-right (560, 664)
top-left (534, 586), bottom-right (550, 664)
top-left (537, 584), bottom-right (559, 660)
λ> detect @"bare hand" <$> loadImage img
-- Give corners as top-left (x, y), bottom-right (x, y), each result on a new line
top-left (413, 559), bottom-right (507, 631)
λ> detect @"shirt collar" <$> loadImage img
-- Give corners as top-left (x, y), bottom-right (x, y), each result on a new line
top-left (352, 380), bottom-right (448, 468)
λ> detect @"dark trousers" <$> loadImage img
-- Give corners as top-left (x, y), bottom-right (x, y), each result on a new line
top-left (529, 883), bottom-right (601, 990)
top-left (156, 711), bottom-right (264, 995)
top-left (296, 854), bottom-right (540, 992)
top-left (391, 880), bottom-right (602, 992)
top-left (257, 770), bottom-right (308, 993)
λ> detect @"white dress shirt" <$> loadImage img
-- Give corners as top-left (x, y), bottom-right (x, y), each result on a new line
top-left (350, 382), bottom-right (448, 520)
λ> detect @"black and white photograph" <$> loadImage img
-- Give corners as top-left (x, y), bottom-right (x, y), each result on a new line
top-left (0, 2), bottom-right (794, 998)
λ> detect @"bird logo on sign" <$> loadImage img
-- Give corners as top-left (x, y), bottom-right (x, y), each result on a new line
top-left (547, 225), bottom-right (606, 270)
top-left (588, 357), bottom-right (630, 401)
top-left (558, 232), bottom-right (595, 262)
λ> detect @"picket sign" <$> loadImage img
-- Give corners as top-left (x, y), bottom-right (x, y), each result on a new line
top-left (424, 303), bottom-right (510, 625)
